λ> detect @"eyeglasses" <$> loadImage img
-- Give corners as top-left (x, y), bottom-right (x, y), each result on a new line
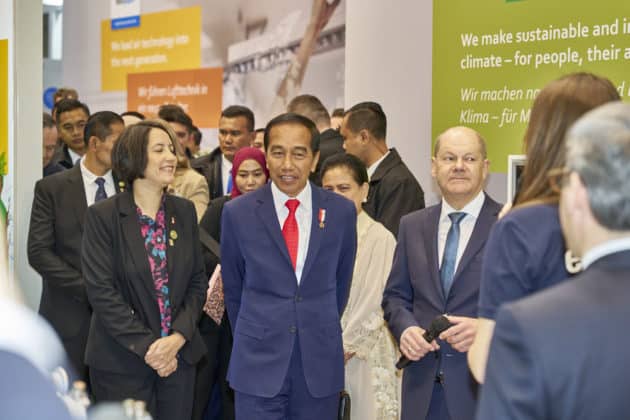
top-left (547, 167), bottom-right (571, 194)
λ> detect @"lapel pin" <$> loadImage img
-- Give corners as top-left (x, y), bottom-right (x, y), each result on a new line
top-left (170, 230), bottom-right (178, 240)
top-left (171, 216), bottom-right (175, 225)
top-left (118, 181), bottom-right (126, 192)
top-left (318, 208), bottom-right (326, 229)
top-left (169, 239), bottom-right (174, 246)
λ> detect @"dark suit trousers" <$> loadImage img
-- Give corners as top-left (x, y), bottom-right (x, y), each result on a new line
top-left (234, 336), bottom-right (338, 420)
top-left (192, 314), bottom-right (234, 420)
top-left (425, 383), bottom-right (451, 420)
top-left (63, 321), bottom-right (90, 385)
top-left (90, 361), bottom-right (195, 420)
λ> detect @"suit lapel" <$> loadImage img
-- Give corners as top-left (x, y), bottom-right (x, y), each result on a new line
top-left (453, 195), bottom-right (498, 282)
top-left (300, 186), bottom-right (325, 284)
top-left (423, 205), bottom-right (445, 305)
top-left (256, 186), bottom-right (294, 269)
top-left (165, 196), bottom-right (183, 301)
top-left (67, 166), bottom-right (88, 232)
top-left (118, 191), bottom-right (158, 303)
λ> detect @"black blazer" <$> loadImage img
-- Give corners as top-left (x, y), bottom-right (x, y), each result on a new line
top-left (81, 191), bottom-right (207, 374)
top-left (363, 148), bottom-right (425, 236)
top-left (51, 144), bottom-right (75, 169)
top-left (191, 147), bottom-right (223, 199)
top-left (28, 165), bottom-right (91, 339)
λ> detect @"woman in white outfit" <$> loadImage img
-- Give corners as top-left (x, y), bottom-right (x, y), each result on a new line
top-left (321, 153), bottom-right (401, 420)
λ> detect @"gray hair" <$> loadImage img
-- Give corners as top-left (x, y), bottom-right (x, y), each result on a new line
top-left (566, 102), bottom-right (630, 230)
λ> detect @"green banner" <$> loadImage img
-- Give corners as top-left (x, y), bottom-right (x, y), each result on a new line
top-left (433, 0), bottom-right (630, 172)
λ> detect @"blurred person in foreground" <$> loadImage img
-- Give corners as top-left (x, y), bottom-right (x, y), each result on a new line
top-left (81, 119), bottom-right (207, 419)
top-left (468, 73), bottom-right (621, 383)
top-left (192, 147), bottom-right (269, 420)
top-left (478, 101), bottom-right (630, 420)
top-left (321, 153), bottom-right (400, 420)
top-left (382, 127), bottom-right (501, 420)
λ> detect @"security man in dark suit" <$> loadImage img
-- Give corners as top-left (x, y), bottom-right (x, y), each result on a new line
top-left (51, 99), bottom-right (90, 169)
top-left (478, 102), bottom-right (630, 420)
top-left (28, 111), bottom-right (125, 381)
top-left (340, 101), bottom-right (425, 236)
top-left (191, 105), bottom-right (255, 199)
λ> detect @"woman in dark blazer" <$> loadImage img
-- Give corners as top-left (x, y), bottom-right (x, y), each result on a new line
top-left (81, 119), bottom-right (207, 419)
top-left (193, 146), bottom-right (269, 420)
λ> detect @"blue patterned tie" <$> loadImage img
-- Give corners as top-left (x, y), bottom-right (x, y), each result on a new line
top-left (440, 212), bottom-right (466, 297)
top-left (94, 177), bottom-right (107, 202)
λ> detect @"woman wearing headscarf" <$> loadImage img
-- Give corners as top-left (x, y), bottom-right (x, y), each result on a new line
top-left (192, 147), bottom-right (269, 420)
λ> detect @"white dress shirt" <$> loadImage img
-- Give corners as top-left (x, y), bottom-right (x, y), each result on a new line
top-left (271, 182), bottom-right (313, 284)
top-left (581, 237), bottom-right (630, 269)
top-left (366, 151), bottom-right (390, 181)
top-left (68, 148), bottom-right (82, 166)
top-left (221, 154), bottom-right (233, 196)
top-left (79, 157), bottom-right (115, 207)
top-left (437, 191), bottom-right (485, 273)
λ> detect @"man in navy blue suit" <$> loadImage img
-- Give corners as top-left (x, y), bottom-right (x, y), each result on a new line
top-left (383, 127), bottom-right (501, 420)
top-left (478, 102), bottom-right (630, 419)
top-left (221, 113), bottom-right (357, 419)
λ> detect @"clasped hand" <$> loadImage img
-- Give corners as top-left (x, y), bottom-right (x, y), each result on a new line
top-left (144, 332), bottom-right (186, 377)
top-left (400, 316), bottom-right (478, 360)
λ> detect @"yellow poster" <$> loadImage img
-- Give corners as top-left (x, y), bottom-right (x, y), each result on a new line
top-left (0, 39), bottom-right (7, 177)
top-left (101, 7), bottom-right (201, 91)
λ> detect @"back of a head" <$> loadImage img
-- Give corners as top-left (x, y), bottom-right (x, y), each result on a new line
top-left (344, 101), bottom-right (387, 140)
top-left (54, 99), bottom-right (90, 121)
top-left (53, 87), bottom-right (78, 103)
top-left (566, 102), bottom-right (630, 231)
top-left (514, 72), bottom-right (620, 206)
top-left (83, 111), bottom-right (124, 146)
top-left (221, 105), bottom-right (255, 132)
top-left (158, 104), bottom-right (193, 132)
top-left (287, 94), bottom-right (331, 129)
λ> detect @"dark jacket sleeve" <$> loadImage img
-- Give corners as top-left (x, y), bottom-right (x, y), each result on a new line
top-left (82, 205), bottom-right (157, 359)
top-left (477, 305), bottom-right (544, 420)
top-left (220, 204), bottom-right (245, 333)
top-left (171, 201), bottom-right (208, 341)
top-left (382, 215), bottom-right (420, 342)
top-left (376, 178), bottom-right (425, 236)
top-left (28, 180), bottom-right (85, 300)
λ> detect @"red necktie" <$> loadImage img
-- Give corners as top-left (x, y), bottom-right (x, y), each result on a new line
top-left (282, 199), bottom-right (300, 269)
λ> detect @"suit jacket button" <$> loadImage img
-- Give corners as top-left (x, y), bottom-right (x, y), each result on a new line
top-left (289, 326), bottom-right (297, 333)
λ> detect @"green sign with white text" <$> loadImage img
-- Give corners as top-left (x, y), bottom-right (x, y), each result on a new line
top-left (433, 0), bottom-right (630, 172)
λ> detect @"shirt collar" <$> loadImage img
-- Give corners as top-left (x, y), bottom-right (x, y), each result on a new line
top-left (222, 154), bottom-right (233, 170)
top-left (367, 150), bottom-right (390, 180)
top-left (271, 181), bottom-right (312, 213)
top-left (440, 190), bottom-right (485, 222)
top-left (581, 237), bottom-right (630, 269)
top-left (68, 148), bottom-right (82, 166)
top-left (80, 157), bottom-right (112, 184)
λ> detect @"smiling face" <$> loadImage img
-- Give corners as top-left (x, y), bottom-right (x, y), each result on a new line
top-left (143, 128), bottom-right (178, 188)
top-left (432, 127), bottom-right (489, 209)
top-left (235, 158), bottom-right (267, 194)
top-left (266, 122), bottom-right (317, 197)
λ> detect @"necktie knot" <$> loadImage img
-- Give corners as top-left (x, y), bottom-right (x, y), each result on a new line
top-left (448, 212), bottom-right (466, 225)
top-left (285, 199), bottom-right (300, 214)
top-left (94, 177), bottom-right (107, 202)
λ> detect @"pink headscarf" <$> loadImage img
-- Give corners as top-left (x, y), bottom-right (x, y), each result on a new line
top-left (230, 147), bottom-right (269, 198)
